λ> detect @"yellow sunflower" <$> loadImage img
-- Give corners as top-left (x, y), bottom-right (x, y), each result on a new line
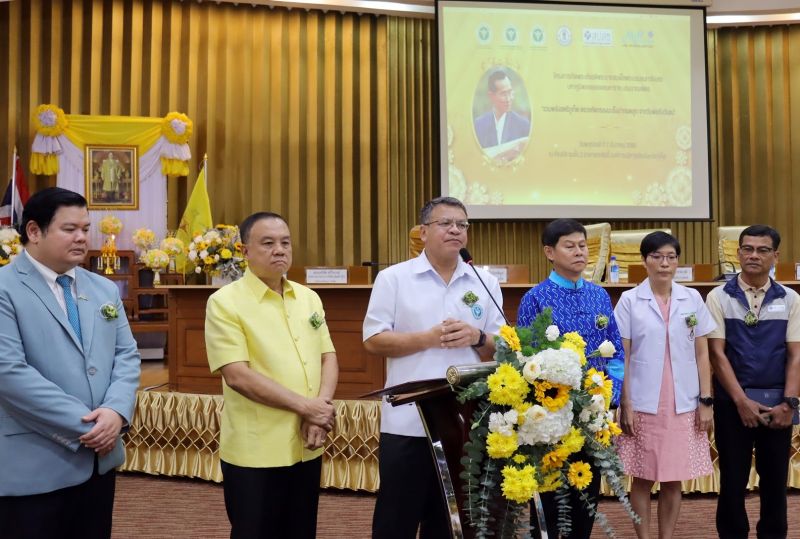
top-left (567, 461), bottom-right (593, 490)
top-left (533, 380), bottom-right (571, 412)
top-left (541, 448), bottom-right (568, 471)
top-left (595, 429), bottom-right (612, 447)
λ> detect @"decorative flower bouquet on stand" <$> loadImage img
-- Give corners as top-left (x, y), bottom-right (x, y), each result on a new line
top-left (187, 224), bottom-right (247, 283)
top-left (0, 227), bottom-right (22, 267)
top-left (142, 249), bottom-right (169, 285)
top-left (455, 308), bottom-right (638, 538)
top-left (131, 228), bottom-right (156, 261)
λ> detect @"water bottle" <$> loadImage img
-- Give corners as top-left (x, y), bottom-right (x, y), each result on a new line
top-left (609, 256), bottom-right (620, 284)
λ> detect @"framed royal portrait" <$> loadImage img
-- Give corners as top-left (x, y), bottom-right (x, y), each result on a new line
top-left (84, 145), bottom-right (139, 210)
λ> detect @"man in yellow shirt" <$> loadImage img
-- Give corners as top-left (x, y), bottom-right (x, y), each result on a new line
top-left (205, 211), bottom-right (339, 539)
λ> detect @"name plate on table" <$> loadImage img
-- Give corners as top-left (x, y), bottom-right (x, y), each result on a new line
top-left (674, 266), bottom-right (694, 282)
top-left (305, 268), bottom-right (348, 284)
top-left (482, 266), bottom-right (508, 284)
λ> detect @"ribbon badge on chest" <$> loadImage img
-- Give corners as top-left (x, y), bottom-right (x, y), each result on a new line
top-left (471, 304), bottom-right (484, 320)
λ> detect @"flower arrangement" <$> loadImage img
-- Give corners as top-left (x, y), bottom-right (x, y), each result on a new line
top-left (132, 228), bottom-right (156, 252)
top-left (99, 215), bottom-right (123, 236)
top-left (161, 112), bottom-right (193, 145)
top-left (142, 249), bottom-right (169, 270)
top-left (456, 308), bottom-right (637, 537)
top-left (160, 237), bottom-right (185, 257)
top-left (0, 226), bottom-right (22, 266)
top-left (744, 310), bottom-right (758, 327)
top-left (187, 224), bottom-right (247, 279)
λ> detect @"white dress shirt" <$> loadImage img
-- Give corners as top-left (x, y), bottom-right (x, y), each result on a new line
top-left (24, 249), bottom-right (78, 315)
top-left (363, 251), bottom-right (505, 436)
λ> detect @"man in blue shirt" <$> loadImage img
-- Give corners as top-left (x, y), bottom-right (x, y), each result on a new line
top-left (517, 218), bottom-right (624, 539)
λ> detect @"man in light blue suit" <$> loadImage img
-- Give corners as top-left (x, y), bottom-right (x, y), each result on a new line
top-left (0, 187), bottom-right (140, 539)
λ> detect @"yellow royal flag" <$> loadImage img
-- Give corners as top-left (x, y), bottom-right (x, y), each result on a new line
top-left (175, 163), bottom-right (213, 274)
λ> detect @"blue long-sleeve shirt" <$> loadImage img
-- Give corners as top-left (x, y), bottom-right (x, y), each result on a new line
top-left (517, 271), bottom-right (624, 406)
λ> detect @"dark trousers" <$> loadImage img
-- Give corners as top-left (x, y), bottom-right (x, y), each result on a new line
top-left (221, 457), bottom-right (322, 539)
top-left (372, 433), bottom-right (450, 539)
top-left (0, 464), bottom-right (116, 539)
top-left (714, 399), bottom-right (791, 539)
top-left (530, 450), bottom-right (602, 539)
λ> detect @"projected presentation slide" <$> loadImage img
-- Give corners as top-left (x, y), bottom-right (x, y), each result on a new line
top-left (438, 1), bottom-right (711, 219)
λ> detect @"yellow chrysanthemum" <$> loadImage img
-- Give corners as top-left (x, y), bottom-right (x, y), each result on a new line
top-left (533, 380), bottom-right (571, 412)
top-left (584, 368), bottom-right (613, 408)
top-left (499, 325), bottom-right (522, 352)
top-left (538, 471), bottom-right (563, 493)
top-left (561, 331), bottom-right (587, 366)
top-left (203, 256), bottom-right (216, 266)
top-left (501, 464), bottom-right (538, 504)
top-left (541, 448), bottom-right (568, 471)
top-left (487, 432), bottom-right (519, 459)
top-left (220, 248), bottom-right (233, 260)
top-left (512, 454), bottom-right (527, 464)
top-left (487, 364), bottom-right (530, 406)
top-left (560, 427), bottom-right (586, 455)
top-left (607, 420), bottom-right (622, 437)
top-left (595, 429), bottom-right (612, 447)
top-left (567, 461), bottom-right (593, 490)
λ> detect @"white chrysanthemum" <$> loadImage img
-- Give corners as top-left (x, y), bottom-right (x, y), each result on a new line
top-left (1, 244), bottom-right (10, 254)
top-left (195, 266), bottom-right (202, 273)
top-left (591, 373), bottom-right (604, 385)
top-left (204, 230), bottom-right (221, 243)
top-left (517, 401), bottom-right (573, 445)
top-left (488, 410), bottom-right (519, 436)
top-left (545, 325), bottom-right (560, 341)
top-left (199, 250), bottom-right (209, 259)
top-left (579, 409), bottom-right (592, 424)
top-left (534, 348), bottom-right (582, 388)
top-left (522, 358), bottom-right (543, 384)
top-left (188, 250), bottom-right (198, 261)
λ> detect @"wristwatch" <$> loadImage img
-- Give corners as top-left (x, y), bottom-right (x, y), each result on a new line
top-left (783, 396), bottom-right (800, 410)
top-left (698, 396), bottom-right (714, 406)
top-left (472, 329), bottom-right (486, 349)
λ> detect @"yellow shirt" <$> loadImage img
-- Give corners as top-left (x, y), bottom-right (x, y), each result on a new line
top-left (205, 268), bottom-right (335, 467)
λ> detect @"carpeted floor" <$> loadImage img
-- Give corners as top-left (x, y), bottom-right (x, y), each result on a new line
top-left (112, 473), bottom-right (800, 538)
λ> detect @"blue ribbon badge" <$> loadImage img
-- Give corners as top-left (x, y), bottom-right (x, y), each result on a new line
top-left (471, 304), bottom-right (484, 320)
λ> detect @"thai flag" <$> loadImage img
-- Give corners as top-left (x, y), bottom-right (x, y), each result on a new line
top-left (0, 154), bottom-right (30, 227)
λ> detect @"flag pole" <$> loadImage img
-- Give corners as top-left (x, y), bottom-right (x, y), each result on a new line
top-left (10, 146), bottom-right (18, 227)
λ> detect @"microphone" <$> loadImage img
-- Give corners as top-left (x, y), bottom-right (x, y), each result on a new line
top-left (459, 248), bottom-right (510, 326)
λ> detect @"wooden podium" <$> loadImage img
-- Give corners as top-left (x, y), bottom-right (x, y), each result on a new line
top-left (365, 378), bottom-right (474, 538)
top-left (364, 367), bottom-right (549, 539)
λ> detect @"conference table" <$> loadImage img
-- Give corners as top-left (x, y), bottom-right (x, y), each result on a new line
top-left (119, 281), bottom-right (800, 493)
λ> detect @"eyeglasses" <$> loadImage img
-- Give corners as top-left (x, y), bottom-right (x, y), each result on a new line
top-left (739, 245), bottom-right (775, 255)
top-left (647, 253), bottom-right (679, 263)
top-left (423, 219), bottom-right (470, 231)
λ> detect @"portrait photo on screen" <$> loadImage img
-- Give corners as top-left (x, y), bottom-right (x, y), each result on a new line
top-left (472, 66), bottom-right (532, 165)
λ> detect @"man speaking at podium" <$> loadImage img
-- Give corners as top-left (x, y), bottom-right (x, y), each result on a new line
top-left (363, 196), bottom-right (505, 538)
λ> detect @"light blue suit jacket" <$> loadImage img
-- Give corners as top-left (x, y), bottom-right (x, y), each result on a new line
top-left (0, 253), bottom-right (141, 496)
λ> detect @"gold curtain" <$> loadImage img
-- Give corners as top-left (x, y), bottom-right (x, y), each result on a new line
top-left (1, 3), bottom-right (799, 279)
